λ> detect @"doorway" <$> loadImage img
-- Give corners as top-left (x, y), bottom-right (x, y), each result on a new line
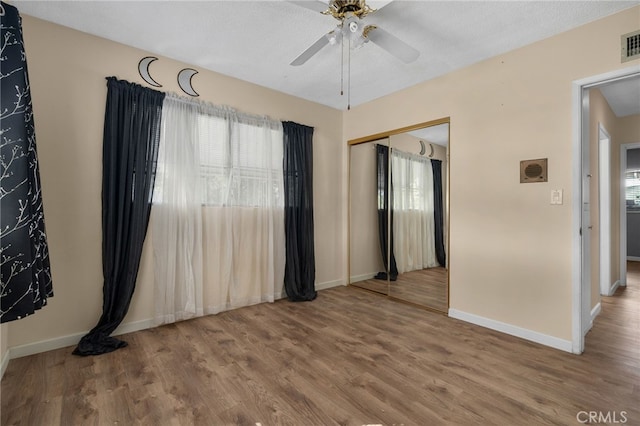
top-left (572, 66), bottom-right (640, 354)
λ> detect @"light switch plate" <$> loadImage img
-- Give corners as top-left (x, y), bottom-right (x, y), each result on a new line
top-left (551, 189), bottom-right (563, 205)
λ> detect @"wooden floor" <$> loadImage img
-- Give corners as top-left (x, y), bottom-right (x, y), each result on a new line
top-left (2, 263), bottom-right (638, 425)
top-left (351, 267), bottom-right (448, 312)
top-left (390, 267), bottom-right (448, 312)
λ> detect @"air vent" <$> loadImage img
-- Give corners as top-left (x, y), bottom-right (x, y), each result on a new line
top-left (520, 158), bottom-right (548, 183)
top-left (622, 30), bottom-right (640, 63)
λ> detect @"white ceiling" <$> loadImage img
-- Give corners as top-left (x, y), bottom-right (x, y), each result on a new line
top-left (599, 77), bottom-right (640, 117)
top-left (409, 123), bottom-right (449, 146)
top-left (12, 0), bottom-right (640, 110)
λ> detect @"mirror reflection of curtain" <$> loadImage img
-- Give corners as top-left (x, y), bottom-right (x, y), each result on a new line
top-left (431, 159), bottom-right (446, 267)
top-left (376, 144), bottom-right (398, 280)
top-left (391, 149), bottom-right (438, 273)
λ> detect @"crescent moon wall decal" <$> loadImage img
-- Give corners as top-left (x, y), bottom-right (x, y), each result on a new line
top-left (178, 68), bottom-right (199, 97)
top-left (138, 56), bottom-right (162, 87)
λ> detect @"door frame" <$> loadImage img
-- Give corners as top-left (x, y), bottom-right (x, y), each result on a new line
top-left (598, 124), bottom-right (612, 296)
top-left (621, 142), bottom-right (640, 279)
top-left (571, 65), bottom-right (640, 354)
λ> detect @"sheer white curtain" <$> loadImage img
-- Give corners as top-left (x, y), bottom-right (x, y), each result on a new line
top-left (152, 94), bottom-right (285, 325)
top-left (201, 112), bottom-right (285, 314)
top-left (152, 96), bottom-right (203, 324)
top-left (391, 149), bottom-right (438, 273)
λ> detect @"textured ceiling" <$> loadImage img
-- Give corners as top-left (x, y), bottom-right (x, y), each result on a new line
top-left (12, 0), bottom-right (640, 110)
top-left (599, 77), bottom-right (640, 117)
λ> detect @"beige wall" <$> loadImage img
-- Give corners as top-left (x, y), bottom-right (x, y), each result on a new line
top-left (8, 16), bottom-right (344, 349)
top-left (588, 88), bottom-right (617, 305)
top-left (349, 140), bottom-right (385, 280)
top-left (617, 114), bottom-right (640, 145)
top-left (344, 6), bottom-right (640, 341)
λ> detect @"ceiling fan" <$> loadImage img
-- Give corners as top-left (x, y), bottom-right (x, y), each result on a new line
top-left (289, 0), bottom-right (420, 66)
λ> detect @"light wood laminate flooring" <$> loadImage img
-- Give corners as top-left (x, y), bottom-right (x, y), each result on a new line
top-left (351, 267), bottom-right (448, 312)
top-left (2, 262), bottom-right (638, 425)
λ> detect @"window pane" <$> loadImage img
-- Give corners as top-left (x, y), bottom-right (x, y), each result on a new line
top-left (195, 112), bottom-right (283, 207)
top-left (199, 113), bottom-right (229, 205)
top-left (627, 171), bottom-right (640, 207)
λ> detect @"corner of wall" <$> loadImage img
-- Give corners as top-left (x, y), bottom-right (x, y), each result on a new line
top-left (1, 323), bottom-right (9, 379)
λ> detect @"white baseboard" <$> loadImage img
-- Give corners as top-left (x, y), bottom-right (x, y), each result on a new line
top-left (448, 309), bottom-right (573, 353)
top-left (316, 279), bottom-right (346, 290)
top-left (608, 280), bottom-right (622, 295)
top-left (277, 279), bottom-right (345, 300)
top-left (589, 302), bottom-right (602, 330)
top-left (4, 280), bottom-right (346, 365)
top-left (8, 318), bottom-right (156, 361)
top-left (1, 349), bottom-right (10, 379)
top-left (349, 273), bottom-right (377, 283)
top-left (627, 256), bottom-right (640, 262)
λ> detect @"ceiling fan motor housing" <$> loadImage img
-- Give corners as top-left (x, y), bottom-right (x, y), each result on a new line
top-left (327, 0), bottom-right (374, 20)
top-left (290, 0), bottom-right (419, 67)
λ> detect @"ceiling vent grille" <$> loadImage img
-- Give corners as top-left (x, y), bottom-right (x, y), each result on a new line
top-left (622, 30), bottom-right (640, 63)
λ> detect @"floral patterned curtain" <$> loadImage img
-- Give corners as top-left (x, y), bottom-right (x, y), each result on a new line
top-left (1, 2), bottom-right (54, 323)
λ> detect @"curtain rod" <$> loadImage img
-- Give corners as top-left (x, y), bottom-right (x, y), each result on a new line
top-left (164, 91), bottom-right (281, 126)
top-left (106, 77), bottom-right (283, 126)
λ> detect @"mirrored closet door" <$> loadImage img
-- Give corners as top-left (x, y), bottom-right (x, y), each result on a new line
top-left (348, 118), bottom-right (450, 313)
top-left (349, 138), bottom-right (390, 296)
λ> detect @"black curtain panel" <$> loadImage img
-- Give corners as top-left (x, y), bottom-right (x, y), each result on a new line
top-left (375, 144), bottom-right (398, 281)
top-left (432, 159), bottom-right (446, 267)
top-left (0, 2), bottom-right (54, 323)
top-left (282, 121), bottom-right (317, 301)
top-left (73, 78), bottom-right (164, 356)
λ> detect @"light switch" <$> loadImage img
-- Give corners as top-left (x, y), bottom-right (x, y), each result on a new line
top-left (551, 189), bottom-right (563, 205)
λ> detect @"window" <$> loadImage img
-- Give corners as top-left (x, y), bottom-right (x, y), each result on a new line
top-left (626, 170), bottom-right (640, 209)
top-left (154, 106), bottom-right (283, 208)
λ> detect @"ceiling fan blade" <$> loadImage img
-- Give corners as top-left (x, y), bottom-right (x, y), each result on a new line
top-left (288, 1), bottom-right (329, 13)
top-left (364, 25), bottom-right (419, 63)
top-left (368, 0), bottom-right (395, 13)
top-left (291, 34), bottom-right (331, 66)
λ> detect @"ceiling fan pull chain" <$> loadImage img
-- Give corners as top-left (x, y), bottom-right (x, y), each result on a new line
top-left (348, 34), bottom-right (352, 110)
top-left (341, 24), bottom-right (345, 96)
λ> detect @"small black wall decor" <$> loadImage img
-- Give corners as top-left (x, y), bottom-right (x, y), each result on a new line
top-left (177, 68), bottom-right (199, 97)
top-left (137, 57), bottom-right (200, 97)
top-left (138, 56), bottom-right (162, 87)
top-left (418, 140), bottom-right (434, 157)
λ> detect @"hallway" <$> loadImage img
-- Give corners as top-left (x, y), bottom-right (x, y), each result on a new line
top-left (584, 260), bottom-right (639, 371)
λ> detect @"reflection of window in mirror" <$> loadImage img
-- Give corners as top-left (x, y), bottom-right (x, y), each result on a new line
top-left (348, 119), bottom-right (451, 313)
top-left (627, 170), bottom-right (640, 211)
